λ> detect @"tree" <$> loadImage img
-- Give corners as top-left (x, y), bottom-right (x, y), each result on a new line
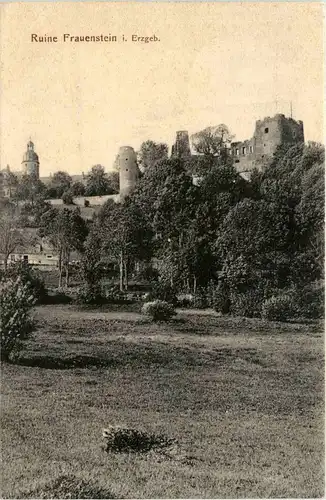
top-left (191, 124), bottom-right (234, 157)
top-left (0, 169), bottom-right (18, 198)
top-left (85, 165), bottom-right (113, 196)
top-left (107, 171), bottom-right (119, 194)
top-left (17, 199), bottom-right (51, 228)
top-left (39, 208), bottom-right (88, 287)
top-left (15, 174), bottom-right (46, 206)
top-left (46, 171), bottom-right (72, 199)
top-left (137, 140), bottom-right (168, 171)
top-left (0, 203), bottom-right (26, 271)
top-left (79, 226), bottom-right (104, 290)
top-left (97, 199), bottom-right (153, 291)
top-left (215, 198), bottom-right (291, 316)
top-left (259, 142), bottom-right (325, 286)
top-left (71, 181), bottom-right (85, 197)
top-left (132, 158), bottom-right (200, 290)
top-left (62, 189), bottom-right (74, 205)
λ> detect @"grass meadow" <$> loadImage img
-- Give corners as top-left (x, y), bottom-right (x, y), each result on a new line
top-left (1, 305), bottom-right (324, 498)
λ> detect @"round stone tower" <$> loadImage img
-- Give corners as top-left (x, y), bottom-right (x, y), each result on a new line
top-left (22, 140), bottom-right (40, 178)
top-left (118, 146), bottom-right (139, 200)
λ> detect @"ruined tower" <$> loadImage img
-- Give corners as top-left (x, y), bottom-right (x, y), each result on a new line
top-left (171, 131), bottom-right (191, 159)
top-left (118, 146), bottom-right (139, 200)
top-left (22, 140), bottom-right (40, 178)
top-left (231, 114), bottom-right (304, 178)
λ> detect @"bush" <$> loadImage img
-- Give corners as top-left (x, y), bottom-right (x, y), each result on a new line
top-left (294, 284), bottom-right (324, 319)
top-left (177, 293), bottom-right (194, 308)
top-left (193, 288), bottom-right (210, 309)
top-left (213, 282), bottom-right (231, 314)
top-left (105, 285), bottom-right (128, 304)
top-left (62, 190), bottom-right (74, 205)
top-left (4, 262), bottom-right (47, 304)
top-left (261, 285), bottom-right (324, 322)
top-left (75, 284), bottom-right (107, 305)
top-left (261, 293), bottom-right (295, 322)
top-left (141, 300), bottom-right (176, 321)
top-left (149, 282), bottom-right (177, 305)
top-left (103, 426), bottom-right (176, 454)
top-left (230, 289), bottom-right (264, 318)
top-left (0, 277), bottom-right (36, 361)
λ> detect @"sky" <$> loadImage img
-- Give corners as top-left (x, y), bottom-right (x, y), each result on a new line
top-left (0, 2), bottom-right (323, 176)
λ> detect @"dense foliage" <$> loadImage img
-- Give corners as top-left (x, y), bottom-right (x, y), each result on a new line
top-left (122, 141), bottom-right (324, 320)
top-left (0, 277), bottom-right (36, 361)
top-left (5, 140), bottom-right (323, 322)
top-left (3, 262), bottom-right (48, 304)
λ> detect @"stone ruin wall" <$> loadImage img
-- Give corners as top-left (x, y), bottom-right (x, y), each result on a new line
top-left (231, 114), bottom-right (304, 176)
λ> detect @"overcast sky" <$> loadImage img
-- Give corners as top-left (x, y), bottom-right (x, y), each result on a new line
top-left (0, 2), bottom-right (323, 176)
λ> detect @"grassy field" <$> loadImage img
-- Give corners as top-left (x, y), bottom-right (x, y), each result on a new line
top-left (1, 305), bottom-right (324, 498)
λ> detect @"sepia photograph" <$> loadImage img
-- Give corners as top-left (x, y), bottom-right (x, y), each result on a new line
top-left (0, 1), bottom-right (324, 498)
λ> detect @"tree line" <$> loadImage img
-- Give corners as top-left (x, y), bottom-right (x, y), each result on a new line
top-left (1, 131), bottom-right (324, 320)
top-left (3, 165), bottom-right (119, 205)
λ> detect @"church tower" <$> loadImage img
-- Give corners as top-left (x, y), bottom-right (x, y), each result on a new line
top-left (22, 140), bottom-right (40, 178)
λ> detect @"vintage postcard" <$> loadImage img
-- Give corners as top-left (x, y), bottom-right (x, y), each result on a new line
top-left (0, 2), bottom-right (324, 498)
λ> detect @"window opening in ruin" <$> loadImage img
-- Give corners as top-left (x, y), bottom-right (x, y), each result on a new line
top-left (265, 128), bottom-right (269, 133)
top-left (249, 146), bottom-right (253, 153)
top-left (236, 149), bottom-right (239, 156)
top-left (242, 147), bottom-right (246, 155)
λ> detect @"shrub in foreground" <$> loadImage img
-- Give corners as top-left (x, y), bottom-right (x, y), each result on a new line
top-left (0, 277), bottom-right (36, 361)
top-left (141, 300), bottom-right (176, 321)
top-left (4, 262), bottom-right (47, 304)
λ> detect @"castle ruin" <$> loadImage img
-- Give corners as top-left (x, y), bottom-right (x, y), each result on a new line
top-left (171, 131), bottom-right (191, 159)
top-left (117, 146), bottom-right (140, 200)
top-left (170, 114), bottom-right (304, 179)
top-left (1, 113), bottom-right (305, 204)
top-left (231, 114), bottom-right (304, 177)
